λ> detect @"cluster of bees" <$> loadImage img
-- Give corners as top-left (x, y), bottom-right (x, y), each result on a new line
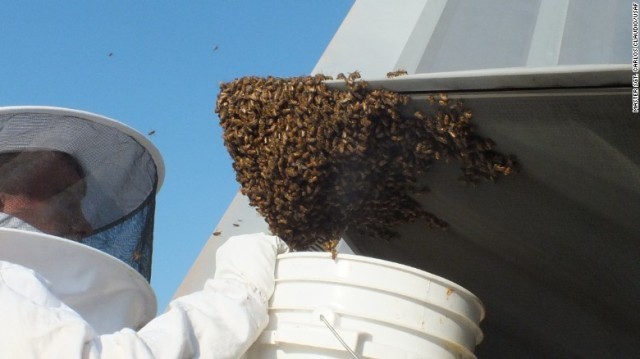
top-left (215, 72), bottom-right (516, 251)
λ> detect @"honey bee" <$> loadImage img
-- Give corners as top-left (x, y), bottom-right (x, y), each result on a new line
top-left (438, 93), bottom-right (449, 106)
top-left (343, 71), bottom-right (361, 86)
top-left (132, 251), bottom-right (142, 261)
top-left (427, 94), bottom-right (437, 105)
top-left (215, 74), bottom-right (517, 250)
top-left (348, 71), bottom-right (361, 80)
top-left (386, 69), bottom-right (408, 78)
top-left (322, 238), bottom-right (340, 260)
top-left (493, 164), bottom-right (513, 175)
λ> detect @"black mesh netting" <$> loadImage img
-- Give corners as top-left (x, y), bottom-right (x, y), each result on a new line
top-left (0, 108), bottom-right (160, 281)
top-left (82, 194), bottom-right (156, 280)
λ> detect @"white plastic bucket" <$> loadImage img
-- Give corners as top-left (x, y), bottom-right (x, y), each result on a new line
top-left (245, 252), bottom-right (484, 359)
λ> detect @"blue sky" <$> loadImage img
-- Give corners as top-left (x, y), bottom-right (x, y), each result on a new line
top-left (0, 1), bottom-right (354, 312)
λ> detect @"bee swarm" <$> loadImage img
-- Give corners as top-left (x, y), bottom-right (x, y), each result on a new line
top-left (215, 73), bottom-right (516, 250)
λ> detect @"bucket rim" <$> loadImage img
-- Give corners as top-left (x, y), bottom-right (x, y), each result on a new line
top-left (277, 252), bottom-right (485, 320)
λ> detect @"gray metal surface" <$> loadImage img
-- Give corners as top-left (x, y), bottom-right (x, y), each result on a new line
top-left (313, 0), bottom-right (629, 79)
top-left (343, 85), bottom-right (639, 358)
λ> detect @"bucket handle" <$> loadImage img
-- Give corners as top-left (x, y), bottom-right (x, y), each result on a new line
top-left (256, 324), bottom-right (362, 353)
top-left (256, 307), bottom-right (363, 356)
top-left (255, 324), bottom-right (469, 359)
top-left (319, 314), bottom-right (361, 359)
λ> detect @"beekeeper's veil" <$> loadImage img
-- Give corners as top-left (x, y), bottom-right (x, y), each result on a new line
top-left (0, 106), bottom-right (163, 281)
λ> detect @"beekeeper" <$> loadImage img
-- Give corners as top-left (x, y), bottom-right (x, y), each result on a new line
top-left (0, 106), bottom-right (288, 358)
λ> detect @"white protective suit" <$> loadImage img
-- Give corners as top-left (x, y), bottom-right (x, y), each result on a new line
top-left (0, 229), bottom-right (288, 358)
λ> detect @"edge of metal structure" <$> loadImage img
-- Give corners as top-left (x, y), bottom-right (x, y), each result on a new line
top-left (324, 64), bottom-right (630, 93)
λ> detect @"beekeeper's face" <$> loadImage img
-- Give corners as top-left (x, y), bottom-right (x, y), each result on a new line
top-left (0, 152), bottom-right (92, 240)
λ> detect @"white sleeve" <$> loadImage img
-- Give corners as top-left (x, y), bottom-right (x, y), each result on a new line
top-left (122, 278), bottom-right (269, 359)
top-left (0, 261), bottom-right (268, 359)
